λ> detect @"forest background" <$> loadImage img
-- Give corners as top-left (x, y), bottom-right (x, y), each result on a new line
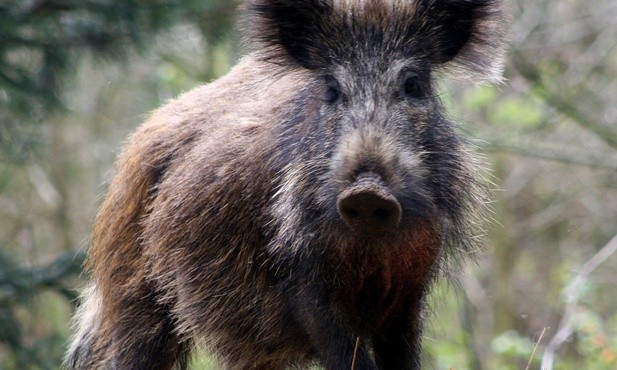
top-left (1, 0), bottom-right (616, 369)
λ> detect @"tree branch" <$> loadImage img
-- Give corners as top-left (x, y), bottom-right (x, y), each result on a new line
top-left (481, 142), bottom-right (617, 171)
top-left (511, 52), bottom-right (617, 150)
top-left (541, 234), bottom-right (617, 370)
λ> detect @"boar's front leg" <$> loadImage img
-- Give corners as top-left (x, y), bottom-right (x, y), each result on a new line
top-left (372, 296), bottom-right (425, 370)
top-left (286, 279), bottom-right (378, 370)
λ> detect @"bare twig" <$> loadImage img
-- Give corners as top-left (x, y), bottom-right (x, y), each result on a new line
top-left (525, 327), bottom-right (547, 370)
top-left (351, 336), bottom-right (360, 370)
top-left (541, 234), bottom-right (617, 370)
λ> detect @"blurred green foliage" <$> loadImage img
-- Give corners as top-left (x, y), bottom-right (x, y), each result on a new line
top-left (0, 0), bottom-right (237, 163)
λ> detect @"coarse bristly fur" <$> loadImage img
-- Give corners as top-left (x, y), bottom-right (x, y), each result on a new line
top-left (65, 1), bottom-right (506, 369)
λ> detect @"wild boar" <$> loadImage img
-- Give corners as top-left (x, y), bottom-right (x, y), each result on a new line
top-left (66, 0), bottom-right (505, 369)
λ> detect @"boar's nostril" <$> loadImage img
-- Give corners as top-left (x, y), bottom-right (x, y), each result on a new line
top-left (342, 207), bottom-right (360, 219)
top-left (337, 178), bottom-right (402, 235)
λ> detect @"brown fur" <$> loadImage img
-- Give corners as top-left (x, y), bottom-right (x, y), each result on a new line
top-left (66, 1), bottom-right (506, 369)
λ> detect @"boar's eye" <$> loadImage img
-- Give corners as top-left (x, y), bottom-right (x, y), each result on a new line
top-left (325, 86), bottom-right (340, 104)
top-left (401, 72), bottom-right (427, 100)
top-left (324, 76), bottom-right (341, 104)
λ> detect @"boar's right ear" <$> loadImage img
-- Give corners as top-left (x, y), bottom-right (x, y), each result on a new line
top-left (245, 0), bottom-right (333, 69)
top-left (415, 0), bottom-right (507, 82)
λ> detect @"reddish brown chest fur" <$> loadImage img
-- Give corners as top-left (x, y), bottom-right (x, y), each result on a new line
top-left (332, 221), bottom-right (441, 328)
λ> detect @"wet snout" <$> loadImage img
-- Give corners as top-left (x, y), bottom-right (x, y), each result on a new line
top-left (337, 173), bottom-right (402, 235)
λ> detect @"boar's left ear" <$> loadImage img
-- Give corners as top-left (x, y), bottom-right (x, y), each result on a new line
top-left (416, 0), bottom-right (507, 82)
top-left (245, 0), bottom-right (333, 69)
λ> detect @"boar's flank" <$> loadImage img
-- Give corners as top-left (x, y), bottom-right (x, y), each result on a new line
top-left (65, 1), bottom-right (505, 369)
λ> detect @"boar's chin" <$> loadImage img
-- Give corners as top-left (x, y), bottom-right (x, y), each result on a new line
top-left (331, 218), bottom-right (444, 286)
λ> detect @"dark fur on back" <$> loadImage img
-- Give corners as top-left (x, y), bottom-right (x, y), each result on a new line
top-left (66, 1), bottom-right (506, 369)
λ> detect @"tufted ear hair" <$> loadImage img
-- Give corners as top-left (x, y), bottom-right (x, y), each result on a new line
top-left (244, 0), bottom-right (334, 69)
top-left (413, 0), bottom-right (507, 82)
top-left (245, 0), bottom-right (506, 81)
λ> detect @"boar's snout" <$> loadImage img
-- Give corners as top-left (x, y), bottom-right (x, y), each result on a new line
top-left (337, 173), bottom-right (402, 235)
